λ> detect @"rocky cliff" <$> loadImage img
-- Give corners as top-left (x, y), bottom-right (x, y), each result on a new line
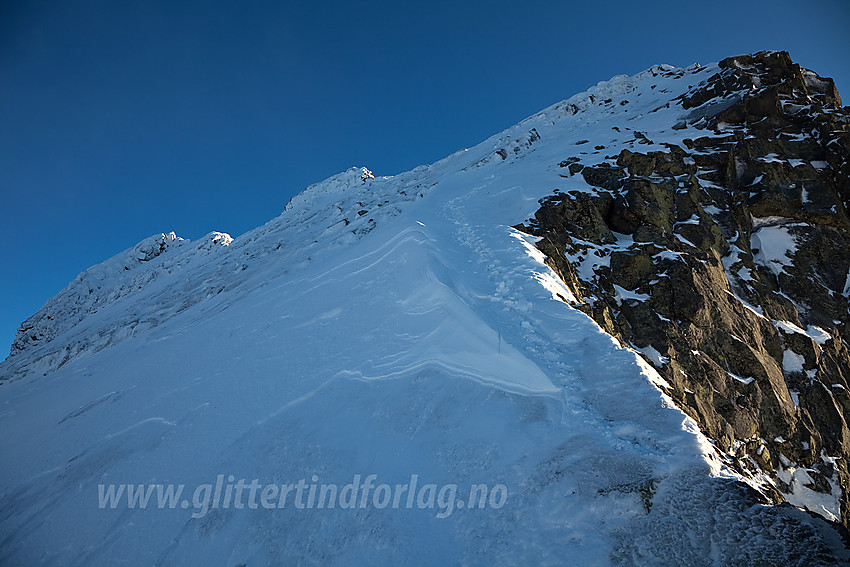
top-left (516, 51), bottom-right (850, 527)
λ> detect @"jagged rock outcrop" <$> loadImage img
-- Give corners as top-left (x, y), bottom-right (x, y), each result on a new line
top-left (516, 51), bottom-right (850, 527)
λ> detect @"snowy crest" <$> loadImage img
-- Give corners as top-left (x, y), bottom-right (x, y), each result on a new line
top-left (284, 166), bottom-right (376, 213)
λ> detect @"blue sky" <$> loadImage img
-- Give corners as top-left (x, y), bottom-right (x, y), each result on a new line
top-left (1, 0), bottom-right (848, 355)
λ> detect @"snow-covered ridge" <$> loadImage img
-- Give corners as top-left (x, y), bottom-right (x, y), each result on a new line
top-left (2, 53), bottom-right (848, 564)
top-left (531, 63), bottom-right (704, 124)
top-left (9, 231), bottom-right (188, 353)
top-left (1, 60), bottom-right (717, 381)
top-left (2, 231), bottom-right (231, 377)
top-left (0, 58), bottom-right (746, 378)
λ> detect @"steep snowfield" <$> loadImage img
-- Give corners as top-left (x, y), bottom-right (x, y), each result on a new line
top-left (1, 63), bottom-right (845, 564)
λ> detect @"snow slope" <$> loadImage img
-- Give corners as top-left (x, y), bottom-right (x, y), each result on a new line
top-left (0, 62), bottom-right (845, 564)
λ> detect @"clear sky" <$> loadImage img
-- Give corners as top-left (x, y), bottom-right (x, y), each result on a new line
top-left (1, 0), bottom-right (848, 356)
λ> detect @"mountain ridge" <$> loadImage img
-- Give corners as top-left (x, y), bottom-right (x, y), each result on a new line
top-left (2, 51), bottom-right (849, 564)
top-left (1, 59), bottom-right (713, 380)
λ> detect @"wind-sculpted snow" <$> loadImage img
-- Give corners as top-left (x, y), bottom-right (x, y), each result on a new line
top-left (2, 58), bottom-right (717, 383)
top-left (0, 166), bottom-right (430, 382)
top-left (1, 56), bottom-right (847, 564)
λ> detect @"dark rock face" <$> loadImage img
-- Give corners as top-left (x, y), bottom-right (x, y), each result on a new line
top-left (517, 51), bottom-right (850, 527)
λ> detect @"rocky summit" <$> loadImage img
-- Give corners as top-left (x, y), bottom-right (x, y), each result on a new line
top-left (516, 51), bottom-right (850, 528)
top-left (2, 51), bottom-right (849, 564)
